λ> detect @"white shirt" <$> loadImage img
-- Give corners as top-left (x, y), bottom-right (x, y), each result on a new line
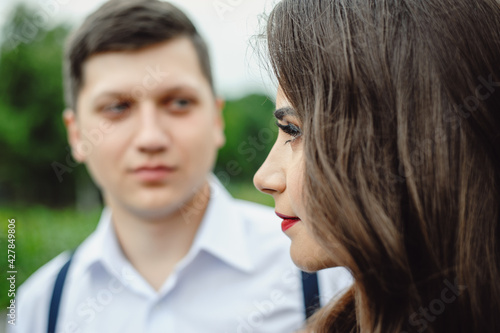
top-left (8, 180), bottom-right (352, 333)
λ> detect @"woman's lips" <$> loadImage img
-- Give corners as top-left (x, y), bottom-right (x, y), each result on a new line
top-left (276, 212), bottom-right (301, 232)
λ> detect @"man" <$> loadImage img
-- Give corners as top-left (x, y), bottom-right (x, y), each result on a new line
top-left (9, 1), bottom-right (351, 332)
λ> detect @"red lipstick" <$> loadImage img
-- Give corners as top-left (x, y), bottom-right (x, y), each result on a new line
top-left (276, 212), bottom-right (301, 232)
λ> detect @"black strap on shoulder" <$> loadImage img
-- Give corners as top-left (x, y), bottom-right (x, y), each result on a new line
top-left (48, 251), bottom-right (75, 333)
top-left (301, 271), bottom-right (320, 319)
top-left (48, 253), bottom-right (319, 329)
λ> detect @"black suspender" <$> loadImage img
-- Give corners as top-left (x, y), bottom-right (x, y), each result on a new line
top-left (48, 254), bottom-right (320, 331)
top-left (48, 251), bottom-right (75, 333)
top-left (301, 271), bottom-right (320, 319)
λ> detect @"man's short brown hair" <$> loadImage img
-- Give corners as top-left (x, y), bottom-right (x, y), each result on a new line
top-left (63, 0), bottom-right (213, 110)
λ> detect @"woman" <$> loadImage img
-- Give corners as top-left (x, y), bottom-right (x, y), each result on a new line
top-left (254, 0), bottom-right (500, 332)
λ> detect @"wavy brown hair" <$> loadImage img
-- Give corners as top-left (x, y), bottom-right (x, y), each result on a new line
top-left (267, 0), bottom-right (500, 332)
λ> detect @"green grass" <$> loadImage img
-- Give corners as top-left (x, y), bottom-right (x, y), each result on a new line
top-left (0, 206), bottom-right (102, 308)
top-left (0, 183), bottom-right (274, 307)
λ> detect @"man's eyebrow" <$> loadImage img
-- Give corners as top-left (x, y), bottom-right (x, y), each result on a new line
top-left (274, 107), bottom-right (296, 120)
top-left (91, 91), bottom-right (130, 104)
top-left (91, 85), bottom-right (201, 105)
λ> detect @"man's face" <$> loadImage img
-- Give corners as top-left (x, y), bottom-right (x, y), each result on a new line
top-left (64, 38), bottom-right (225, 219)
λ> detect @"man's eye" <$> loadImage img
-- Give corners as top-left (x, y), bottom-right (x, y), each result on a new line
top-left (276, 121), bottom-right (302, 144)
top-left (174, 99), bottom-right (190, 107)
top-left (103, 102), bottom-right (130, 114)
top-left (167, 98), bottom-right (193, 112)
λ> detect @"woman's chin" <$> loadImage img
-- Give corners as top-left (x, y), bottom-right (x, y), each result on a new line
top-left (289, 239), bottom-right (337, 272)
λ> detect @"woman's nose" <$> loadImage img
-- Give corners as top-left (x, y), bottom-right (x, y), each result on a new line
top-left (253, 145), bottom-right (286, 196)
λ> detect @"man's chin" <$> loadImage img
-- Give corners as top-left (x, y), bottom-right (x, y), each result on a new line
top-left (107, 180), bottom-right (210, 222)
top-left (125, 202), bottom-right (184, 221)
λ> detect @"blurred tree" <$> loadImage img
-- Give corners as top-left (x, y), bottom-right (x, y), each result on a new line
top-left (0, 4), bottom-right (83, 207)
top-left (215, 94), bottom-right (277, 187)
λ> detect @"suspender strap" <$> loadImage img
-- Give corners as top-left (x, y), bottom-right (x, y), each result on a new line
top-left (48, 251), bottom-right (75, 333)
top-left (48, 252), bottom-right (319, 328)
top-left (301, 271), bottom-right (320, 319)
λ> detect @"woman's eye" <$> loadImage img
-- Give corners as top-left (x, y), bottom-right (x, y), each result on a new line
top-left (276, 121), bottom-right (302, 144)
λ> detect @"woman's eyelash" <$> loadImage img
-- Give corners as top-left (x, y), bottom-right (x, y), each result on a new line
top-left (276, 121), bottom-right (302, 143)
top-left (276, 121), bottom-right (302, 136)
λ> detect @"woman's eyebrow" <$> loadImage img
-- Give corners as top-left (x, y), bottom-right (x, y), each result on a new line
top-left (274, 106), bottom-right (296, 120)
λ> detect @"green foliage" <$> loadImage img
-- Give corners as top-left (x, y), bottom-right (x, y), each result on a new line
top-left (226, 181), bottom-right (275, 207)
top-left (0, 4), bottom-right (77, 206)
top-left (215, 94), bottom-right (278, 186)
top-left (0, 206), bottom-right (102, 308)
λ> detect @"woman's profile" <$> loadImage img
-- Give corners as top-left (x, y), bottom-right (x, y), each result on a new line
top-left (254, 0), bottom-right (500, 331)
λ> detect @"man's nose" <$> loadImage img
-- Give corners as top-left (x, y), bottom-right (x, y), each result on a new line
top-left (134, 103), bottom-right (171, 154)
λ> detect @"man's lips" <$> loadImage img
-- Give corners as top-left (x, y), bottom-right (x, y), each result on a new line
top-left (131, 165), bottom-right (176, 182)
top-left (276, 212), bottom-right (301, 232)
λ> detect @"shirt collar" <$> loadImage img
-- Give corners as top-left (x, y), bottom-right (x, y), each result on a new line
top-left (189, 176), bottom-right (255, 273)
top-left (75, 176), bottom-right (255, 278)
top-left (74, 207), bottom-right (132, 279)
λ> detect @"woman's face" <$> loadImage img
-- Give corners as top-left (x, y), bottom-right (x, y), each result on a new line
top-left (254, 87), bottom-right (335, 272)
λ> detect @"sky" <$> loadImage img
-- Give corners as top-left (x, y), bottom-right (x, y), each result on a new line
top-left (0, 0), bottom-right (280, 99)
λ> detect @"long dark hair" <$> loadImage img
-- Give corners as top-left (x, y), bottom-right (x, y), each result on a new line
top-left (267, 0), bottom-right (500, 331)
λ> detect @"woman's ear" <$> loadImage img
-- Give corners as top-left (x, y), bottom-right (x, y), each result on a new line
top-left (62, 109), bottom-right (85, 162)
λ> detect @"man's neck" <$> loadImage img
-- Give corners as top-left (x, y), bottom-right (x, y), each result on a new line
top-left (106, 182), bottom-right (211, 291)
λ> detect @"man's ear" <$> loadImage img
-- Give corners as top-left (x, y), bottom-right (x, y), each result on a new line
top-left (214, 97), bottom-right (226, 148)
top-left (62, 109), bottom-right (85, 162)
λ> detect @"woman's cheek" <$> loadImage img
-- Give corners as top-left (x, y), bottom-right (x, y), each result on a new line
top-left (288, 150), bottom-right (306, 220)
